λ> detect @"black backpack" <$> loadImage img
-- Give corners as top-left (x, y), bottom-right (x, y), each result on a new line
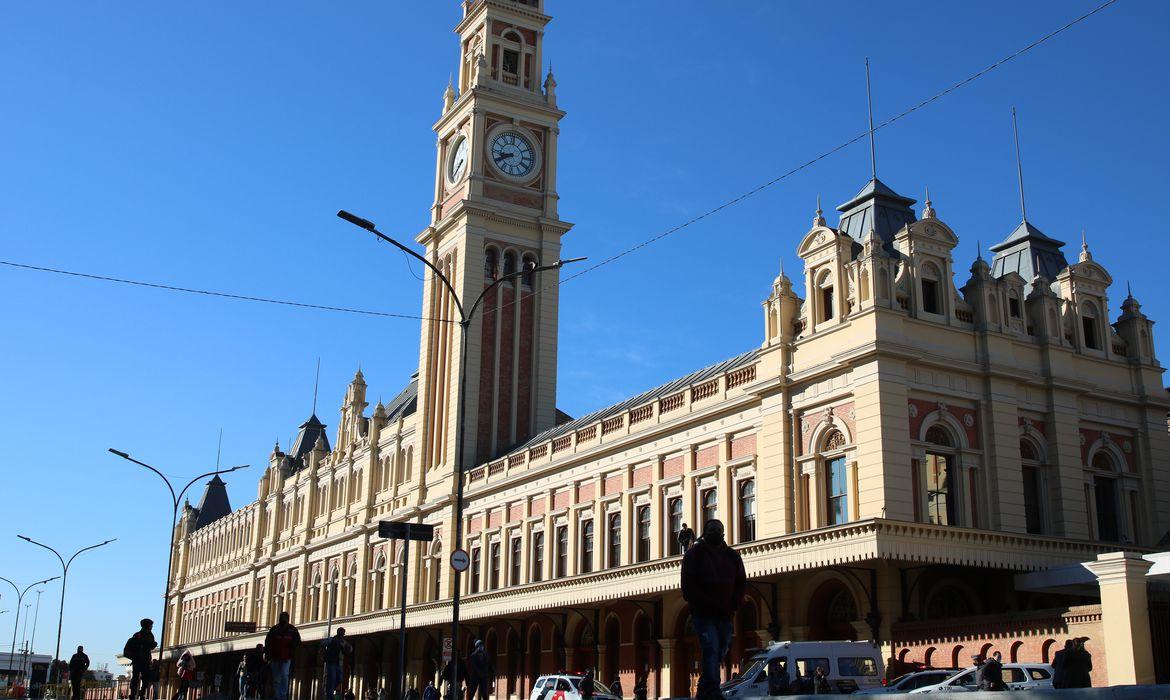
top-left (123, 635), bottom-right (139, 659)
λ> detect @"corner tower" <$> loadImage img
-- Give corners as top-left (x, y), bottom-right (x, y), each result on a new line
top-left (415, 0), bottom-right (570, 481)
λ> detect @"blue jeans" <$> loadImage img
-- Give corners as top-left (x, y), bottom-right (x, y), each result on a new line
top-left (325, 662), bottom-right (343, 700)
top-left (693, 614), bottom-right (733, 698)
top-left (272, 660), bottom-right (291, 700)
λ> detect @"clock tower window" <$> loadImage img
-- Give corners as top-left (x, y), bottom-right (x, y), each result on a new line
top-left (503, 251), bottom-right (517, 277)
top-left (484, 247), bottom-right (499, 279)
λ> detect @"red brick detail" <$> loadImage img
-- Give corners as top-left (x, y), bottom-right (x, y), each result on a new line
top-left (476, 283), bottom-right (498, 463)
top-left (662, 456), bottom-right (684, 478)
top-left (468, 515), bottom-right (483, 534)
top-left (515, 279), bottom-right (535, 443)
top-left (799, 402), bottom-right (856, 454)
top-left (496, 283), bottom-right (516, 450)
top-left (485, 183), bottom-right (542, 208)
top-left (489, 510), bottom-right (503, 529)
top-left (1018, 416), bottom-right (1047, 437)
top-left (578, 482), bottom-right (595, 502)
top-left (530, 498), bottom-right (546, 517)
top-left (1079, 427), bottom-right (1136, 472)
top-left (553, 490), bottom-right (570, 511)
top-left (908, 399), bottom-right (980, 449)
top-left (632, 465), bottom-right (653, 487)
top-left (508, 503), bottom-right (524, 523)
top-left (604, 475), bottom-right (624, 496)
top-left (730, 433), bottom-right (757, 459)
top-left (696, 445), bottom-right (719, 469)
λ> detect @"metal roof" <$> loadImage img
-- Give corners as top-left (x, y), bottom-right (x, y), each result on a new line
top-left (193, 474), bottom-right (232, 530)
top-left (836, 178), bottom-right (917, 249)
top-left (989, 219), bottom-right (1069, 292)
top-left (383, 371), bottom-right (419, 423)
top-left (290, 414), bottom-right (329, 461)
top-left (509, 347), bottom-right (760, 454)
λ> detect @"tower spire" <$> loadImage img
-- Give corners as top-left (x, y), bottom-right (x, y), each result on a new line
top-left (865, 58), bottom-right (877, 181)
top-left (813, 194), bottom-right (826, 227)
top-left (312, 357), bottom-right (321, 415)
top-left (1012, 106), bottom-right (1028, 223)
top-left (215, 428), bottom-right (222, 474)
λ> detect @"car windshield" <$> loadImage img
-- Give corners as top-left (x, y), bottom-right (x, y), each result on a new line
top-left (739, 661), bottom-right (764, 682)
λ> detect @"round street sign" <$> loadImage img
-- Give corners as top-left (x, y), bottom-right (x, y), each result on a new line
top-left (451, 548), bottom-right (470, 572)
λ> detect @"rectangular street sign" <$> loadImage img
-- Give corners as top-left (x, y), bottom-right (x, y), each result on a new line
top-left (378, 520), bottom-right (435, 542)
top-left (224, 621), bottom-right (257, 634)
top-left (442, 637), bottom-right (452, 662)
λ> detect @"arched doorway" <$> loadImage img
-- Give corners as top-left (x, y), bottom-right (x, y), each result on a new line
top-left (527, 625), bottom-right (543, 694)
top-left (670, 609), bottom-right (698, 699)
top-left (484, 628), bottom-right (499, 693)
top-left (604, 616), bottom-right (621, 687)
top-left (807, 579), bottom-right (858, 640)
top-left (506, 628), bottom-right (522, 699)
top-left (734, 600), bottom-right (761, 673)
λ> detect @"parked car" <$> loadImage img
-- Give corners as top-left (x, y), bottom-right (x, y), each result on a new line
top-left (529, 675), bottom-right (621, 700)
top-left (722, 640), bottom-right (885, 697)
top-left (854, 669), bottom-right (960, 694)
top-left (909, 663), bottom-right (1054, 693)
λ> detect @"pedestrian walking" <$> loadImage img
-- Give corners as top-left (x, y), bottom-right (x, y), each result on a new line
top-left (467, 640), bottom-right (492, 700)
top-left (173, 650), bottom-right (197, 700)
top-left (423, 680), bottom-right (439, 700)
top-left (579, 669), bottom-right (594, 700)
top-left (1066, 638), bottom-right (1093, 688)
top-left (244, 645), bottom-right (266, 700)
top-left (979, 652), bottom-right (1003, 691)
top-left (1051, 639), bottom-right (1072, 689)
top-left (608, 676), bottom-right (622, 698)
top-left (69, 646), bottom-right (90, 700)
top-left (677, 523), bottom-right (696, 552)
top-left (147, 660), bottom-right (161, 700)
top-left (680, 519), bottom-right (747, 700)
top-left (632, 673), bottom-right (647, 700)
top-left (264, 612), bottom-right (301, 700)
top-left (124, 619), bottom-right (158, 700)
top-left (812, 665), bottom-right (831, 695)
top-left (323, 628), bottom-right (353, 700)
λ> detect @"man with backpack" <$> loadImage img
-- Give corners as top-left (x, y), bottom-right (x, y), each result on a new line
top-left (125, 619), bottom-right (158, 700)
top-left (264, 612), bottom-right (301, 700)
top-left (68, 646), bottom-right (90, 700)
top-left (681, 520), bottom-right (747, 700)
top-left (322, 627), bottom-right (352, 700)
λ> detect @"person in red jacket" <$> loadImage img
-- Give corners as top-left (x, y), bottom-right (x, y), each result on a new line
top-left (264, 612), bottom-right (301, 700)
top-left (681, 520), bottom-right (746, 700)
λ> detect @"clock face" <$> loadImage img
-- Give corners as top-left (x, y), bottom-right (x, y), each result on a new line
top-left (447, 136), bottom-right (468, 184)
top-left (489, 130), bottom-right (537, 179)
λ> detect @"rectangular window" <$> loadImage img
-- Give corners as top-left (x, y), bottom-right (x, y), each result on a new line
top-left (796, 658), bottom-right (831, 679)
top-left (701, 488), bottom-right (718, 527)
top-left (607, 514), bottom-right (622, 569)
top-left (1009, 296), bottom-right (1022, 318)
top-left (1083, 316), bottom-right (1100, 349)
top-left (922, 279), bottom-right (940, 314)
top-left (837, 657), bottom-right (878, 677)
top-left (580, 521), bottom-right (594, 574)
top-left (925, 452), bottom-right (954, 525)
top-left (502, 49), bottom-right (519, 75)
top-left (1022, 465), bottom-right (1043, 534)
top-left (636, 506), bottom-right (651, 563)
top-left (489, 542), bottom-right (501, 590)
top-left (821, 287), bottom-right (835, 322)
top-left (826, 457), bottom-right (849, 525)
top-left (555, 526), bottom-right (568, 578)
top-left (668, 497), bottom-right (683, 555)
top-left (470, 548), bottom-right (481, 594)
top-left (739, 480), bottom-right (756, 542)
top-left (510, 537), bottom-right (522, 586)
top-left (1094, 476), bottom-right (1119, 542)
top-left (532, 531), bottom-right (544, 583)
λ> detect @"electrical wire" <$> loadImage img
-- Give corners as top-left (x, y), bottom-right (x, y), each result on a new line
top-left (0, 259), bottom-right (451, 323)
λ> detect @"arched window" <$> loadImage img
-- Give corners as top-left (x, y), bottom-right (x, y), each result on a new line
top-left (489, 541), bottom-right (502, 590)
top-left (636, 506), bottom-right (651, 562)
top-left (1081, 301), bottom-right (1101, 350)
top-left (877, 268), bottom-right (891, 302)
top-left (1021, 438), bottom-right (1045, 535)
top-left (580, 520), bottom-right (594, 574)
top-left (822, 430), bottom-right (849, 526)
top-left (470, 547), bottom-right (481, 594)
top-left (522, 255), bottom-right (537, 288)
top-left (925, 584), bottom-right (974, 620)
top-left (924, 426), bottom-right (957, 526)
top-left (484, 247), bottom-right (498, 278)
top-left (1091, 451), bottom-right (1120, 542)
top-left (739, 480), bottom-right (756, 542)
top-left (668, 497), bottom-right (684, 555)
top-left (330, 568), bottom-right (341, 619)
top-left (373, 555), bottom-right (387, 610)
top-left (701, 488), bottom-right (718, 527)
top-left (531, 531), bottom-right (545, 583)
top-left (607, 513), bottom-right (622, 568)
top-left (817, 270), bottom-right (835, 323)
top-left (920, 262), bottom-right (942, 315)
top-left (1008, 289), bottom-right (1022, 319)
top-left (345, 560), bottom-right (357, 615)
top-left (503, 251), bottom-right (517, 277)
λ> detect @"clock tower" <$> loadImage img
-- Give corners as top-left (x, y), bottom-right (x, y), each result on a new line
top-left (415, 0), bottom-right (570, 486)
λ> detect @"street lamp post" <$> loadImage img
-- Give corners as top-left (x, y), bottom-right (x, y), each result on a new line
top-left (337, 209), bottom-right (584, 700)
top-left (15, 537), bottom-right (115, 685)
top-left (107, 449), bottom-right (248, 666)
top-left (27, 590), bottom-right (44, 685)
top-left (0, 576), bottom-right (60, 684)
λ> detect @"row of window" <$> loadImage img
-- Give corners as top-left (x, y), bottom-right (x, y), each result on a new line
top-left (467, 481), bottom-right (757, 593)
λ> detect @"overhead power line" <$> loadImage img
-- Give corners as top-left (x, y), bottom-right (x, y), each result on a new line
top-left (0, 260), bottom-right (447, 322)
top-left (559, 0), bottom-right (1119, 283)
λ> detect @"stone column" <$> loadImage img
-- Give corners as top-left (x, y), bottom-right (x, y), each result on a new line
top-left (657, 639), bottom-right (675, 700)
top-left (1084, 551), bottom-right (1154, 685)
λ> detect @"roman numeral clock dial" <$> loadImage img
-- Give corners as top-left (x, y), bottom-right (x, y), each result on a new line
top-left (488, 129), bottom-right (538, 180)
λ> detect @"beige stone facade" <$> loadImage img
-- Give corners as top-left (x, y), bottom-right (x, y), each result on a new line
top-left (162, 1), bottom-right (1170, 697)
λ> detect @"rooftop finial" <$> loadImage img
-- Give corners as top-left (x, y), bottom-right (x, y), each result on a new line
top-left (312, 357), bottom-right (321, 416)
top-left (976, 239), bottom-right (984, 261)
top-left (1079, 229), bottom-right (1093, 262)
top-left (215, 428), bottom-right (223, 474)
top-left (1012, 106), bottom-right (1028, 223)
top-left (922, 186), bottom-right (936, 219)
top-left (813, 194), bottom-right (826, 227)
top-left (1127, 280), bottom-right (1133, 299)
top-left (865, 58), bottom-right (877, 181)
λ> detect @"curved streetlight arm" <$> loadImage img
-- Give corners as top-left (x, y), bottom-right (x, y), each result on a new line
top-left (337, 210), bottom-right (467, 321)
top-left (465, 259), bottom-right (585, 323)
top-left (65, 540), bottom-right (117, 570)
top-left (108, 449), bottom-right (177, 507)
top-left (16, 537), bottom-right (65, 570)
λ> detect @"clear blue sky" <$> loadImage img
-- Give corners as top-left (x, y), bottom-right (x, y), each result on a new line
top-left (2, 0), bottom-right (1167, 672)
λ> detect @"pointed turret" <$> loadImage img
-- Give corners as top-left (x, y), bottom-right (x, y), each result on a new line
top-left (835, 178), bottom-right (917, 248)
top-left (291, 414), bottom-right (329, 461)
top-left (193, 474), bottom-right (232, 530)
top-left (989, 220), bottom-right (1068, 294)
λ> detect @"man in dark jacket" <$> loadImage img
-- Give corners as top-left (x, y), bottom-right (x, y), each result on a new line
top-left (1051, 639), bottom-right (1072, 688)
top-left (323, 628), bottom-right (353, 700)
top-left (677, 524), bottom-right (696, 553)
top-left (467, 640), bottom-right (492, 700)
top-left (681, 520), bottom-right (747, 700)
top-left (126, 618), bottom-right (157, 700)
top-left (1065, 638), bottom-right (1093, 688)
top-left (69, 646), bottom-right (90, 700)
top-left (264, 612), bottom-right (301, 700)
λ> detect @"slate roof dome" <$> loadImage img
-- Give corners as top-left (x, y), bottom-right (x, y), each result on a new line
top-left (193, 474), bottom-right (232, 530)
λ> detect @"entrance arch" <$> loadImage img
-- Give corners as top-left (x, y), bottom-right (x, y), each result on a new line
top-left (807, 579), bottom-right (858, 640)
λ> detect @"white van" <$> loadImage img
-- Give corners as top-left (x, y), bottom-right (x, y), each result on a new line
top-left (723, 641), bottom-right (885, 697)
